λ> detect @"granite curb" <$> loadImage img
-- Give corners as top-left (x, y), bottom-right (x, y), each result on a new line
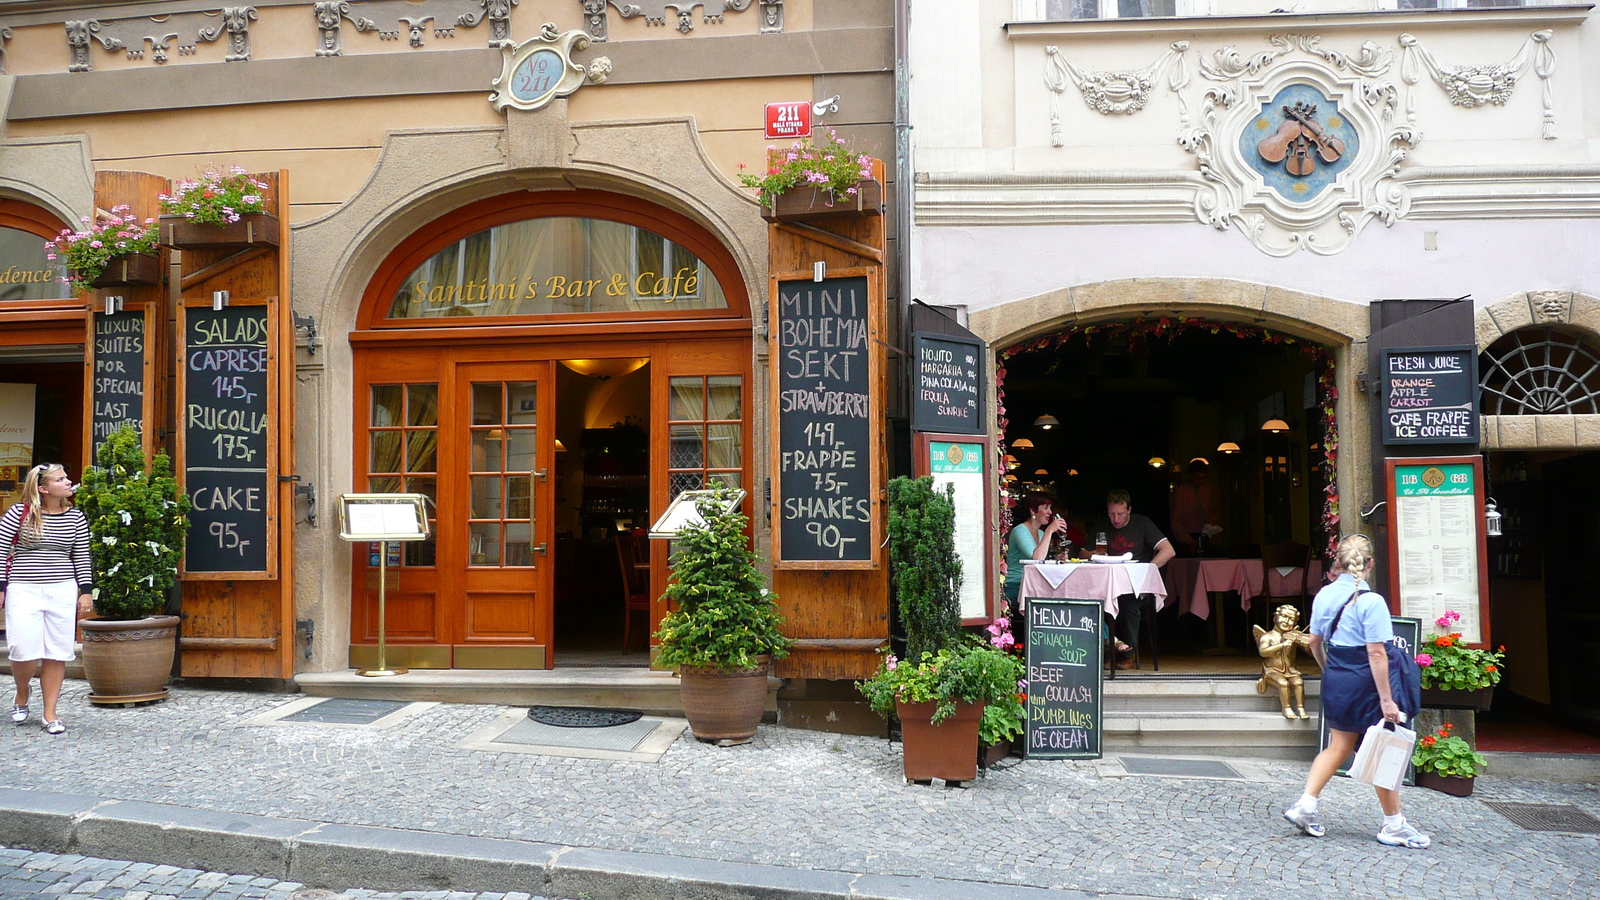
top-left (0, 787), bottom-right (1159, 900)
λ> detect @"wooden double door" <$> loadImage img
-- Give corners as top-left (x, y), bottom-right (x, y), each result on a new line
top-left (351, 339), bottom-right (749, 669)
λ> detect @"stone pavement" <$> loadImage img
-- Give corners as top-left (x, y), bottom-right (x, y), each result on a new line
top-left (1, 680), bottom-right (1597, 900)
top-left (0, 848), bottom-right (567, 900)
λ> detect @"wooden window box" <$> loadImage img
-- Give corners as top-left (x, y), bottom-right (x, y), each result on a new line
top-left (87, 253), bottom-right (162, 288)
top-left (159, 212), bottom-right (280, 251)
top-left (761, 180), bottom-right (883, 224)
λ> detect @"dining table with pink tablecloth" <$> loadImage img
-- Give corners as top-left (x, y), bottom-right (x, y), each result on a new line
top-left (1019, 561), bottom-right (1167, 619)
top-left (1164, 558), bottom-right (1328, 620)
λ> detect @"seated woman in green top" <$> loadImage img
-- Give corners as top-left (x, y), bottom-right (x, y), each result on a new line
top-left (1004, 493), bottom-right (1079, 608)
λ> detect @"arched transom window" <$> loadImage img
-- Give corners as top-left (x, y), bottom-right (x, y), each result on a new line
top-left (386, 217), bottom-right (728, 319)
top-left (1479, 327), bottom-right (1600, 415)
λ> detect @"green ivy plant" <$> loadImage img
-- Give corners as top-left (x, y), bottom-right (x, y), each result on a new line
top-left (1412, 722), bottom-right (1487, 778)
top-left (653, 488), bottom-right (791, 671)
top-left (887, 476), bottom-right (963, 662)
top-left (76, 425), bottom-right (190, 620)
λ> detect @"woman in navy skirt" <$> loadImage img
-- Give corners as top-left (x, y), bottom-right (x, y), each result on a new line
top-left (1283, 534), bottom-right (1429, 849)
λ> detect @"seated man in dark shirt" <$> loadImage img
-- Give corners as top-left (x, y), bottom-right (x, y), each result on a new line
top-left (1089, 489), bottom-right (1176, 669)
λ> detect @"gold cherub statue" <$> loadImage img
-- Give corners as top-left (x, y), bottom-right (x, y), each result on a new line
top-left (1255, 604), bottom-right (1313, 720)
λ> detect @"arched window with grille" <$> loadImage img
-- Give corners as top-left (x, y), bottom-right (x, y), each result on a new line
top-left (1478, 327), bottom-right (1600, 416)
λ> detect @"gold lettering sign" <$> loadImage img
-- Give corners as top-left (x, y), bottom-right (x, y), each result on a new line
top-left (0, 225), bottom-right (73, 303)
top-left (387, 217), bottom-right (727, 319)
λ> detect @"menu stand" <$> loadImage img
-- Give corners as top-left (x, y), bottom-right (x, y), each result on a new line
top-left (339, 493), bottom-right (431, 677)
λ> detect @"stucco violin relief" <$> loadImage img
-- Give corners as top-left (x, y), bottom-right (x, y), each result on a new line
top-left (1043, 31), bottom-right (1559, 257)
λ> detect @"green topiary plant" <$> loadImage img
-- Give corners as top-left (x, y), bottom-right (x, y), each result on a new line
top-left (653, 488), bottom-right (791, 670)
top-left (887, 476), bottom-right (963, 661)
top-left (76, 425), bottom-right (190, 620)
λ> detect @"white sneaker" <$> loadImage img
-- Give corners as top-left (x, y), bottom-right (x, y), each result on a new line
top-left (42, 719), bottom-right (64, 735)
top-left (9, 705), bottom-right (26, 725)
top-left (1283, 803), bottom-right (1325, 837)
top-left (1377, 819), bottom-right (1431, 849)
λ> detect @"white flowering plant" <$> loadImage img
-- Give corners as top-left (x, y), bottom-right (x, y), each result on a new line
top-left (44, 205), bottom-right (160, 294)
top-left (737, 130), bottom-right (874, 208)
top-left (76, 425), bottom-right (190, 620)
top-left (159, 166), bottom-right (269, 227)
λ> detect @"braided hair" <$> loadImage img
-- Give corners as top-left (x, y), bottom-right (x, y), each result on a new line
top-left (1334, 533), bottom-right (1375, 579)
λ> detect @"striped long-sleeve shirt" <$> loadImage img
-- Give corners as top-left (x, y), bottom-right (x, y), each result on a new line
top-left (0, 504), bottom-right (95, 594)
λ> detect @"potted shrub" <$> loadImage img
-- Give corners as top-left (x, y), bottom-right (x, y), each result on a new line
top-left (857, 476), bottom-right (1024, 784)
top-left (1416, 610), bottom-right (1505, 710)
top-left (44, 206), bottom-right (161, 293)
top-left (75, 425), bottom-right (190, 705)
top-left (1412, 721), bottom-right (1487, 797)
top-left (739, 130), bottom-right (882, 223)
top-left (654, 488), bottom-right (791, 743)
top-left (158, 167), bottom-right (279, 250)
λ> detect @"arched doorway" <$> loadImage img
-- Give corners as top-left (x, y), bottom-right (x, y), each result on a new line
top-left (347, 189), bottom-right (753, 670)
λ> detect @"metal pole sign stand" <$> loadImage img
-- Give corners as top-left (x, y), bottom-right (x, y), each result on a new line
top-left (339, 493), bottom-right (431, 677)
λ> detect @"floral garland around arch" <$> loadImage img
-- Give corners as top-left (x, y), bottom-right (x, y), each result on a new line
top-left (993, 317), bottom-right (1340, 565)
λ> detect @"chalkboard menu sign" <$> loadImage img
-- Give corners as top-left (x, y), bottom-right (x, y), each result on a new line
top-left (1025, 598), bottom-right (1103, 760)
top-left (911, 332), bottom-right (983, 435)
top-left (182, 305), bottom-right (272, 575)
top-left (90, 309), bottom-right (148, 455)
top-left (1382, 345), bottom-right (1478, 445)
top-left (774, 276), bottom-right (873, 563)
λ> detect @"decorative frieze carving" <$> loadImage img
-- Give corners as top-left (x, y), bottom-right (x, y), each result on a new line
top-left (1530, 291), bottom-right (1571, 324)
top-left (580, 0), bottom-right (765, 41)
top-left (0, 26), bottom-right (13, 75)
top-left (1044, 42), bottom-right (1190, 143)
top-left (1399, 30), bottom-right (1557, 139)
top-left (1178, 34), bottom-right (1416, 257)
top-left (312, 0), bottom-right (521, 54)
top-left (490, 22), bottom-right (609, 113)
top-left (64, 9), bottom-right (256, 70)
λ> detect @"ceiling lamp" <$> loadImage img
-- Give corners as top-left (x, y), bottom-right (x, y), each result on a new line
top-left (1067, 468), bottom-right (1079, 476)
top-left (554, 439), bottom-right (567, 452)
top-left (560, 357), bottom-right (648, 379)
top-left (1147, 456), bottom-right (1166, 468)
top-left (1010, 437), bottom-right (1035, 449)
top-left (1261, 418), bottom-right (1290, 433)
top-left (1034, 468), bottom-right (1049, 476)
top-left (1217, 441), bottom-right (1241, 454)
top-left (1003, 473), bottom-right (1018, 483)
top-left (1189, 456), bottom-right (1210, 467)
top-left (1033, 414), bottom-right (1060, 430)
top-left (1004, 454), bottom-right (1019, 470)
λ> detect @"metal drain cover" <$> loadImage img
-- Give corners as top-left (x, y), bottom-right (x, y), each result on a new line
top-left (1118, 756), bottom-right (1242, 779)
top-left (496, 716), bottom-right (661, 752)
top-left (1483, 802), bottom-right (1600, 834)
top-left (281, 698), bottom-right (407, 725)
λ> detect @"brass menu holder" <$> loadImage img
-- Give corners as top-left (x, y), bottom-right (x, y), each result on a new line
top-left (339, 493), bottom-right (430, 677)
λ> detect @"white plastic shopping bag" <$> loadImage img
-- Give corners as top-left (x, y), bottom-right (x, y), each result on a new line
top-left (1349, 718), bottom-right (1416, 792)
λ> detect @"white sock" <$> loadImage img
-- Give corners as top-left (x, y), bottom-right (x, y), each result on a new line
top-left (1296, 794), bottom-right (1318, 812)
top-left (1383, 813), bottom-right (1404, 830)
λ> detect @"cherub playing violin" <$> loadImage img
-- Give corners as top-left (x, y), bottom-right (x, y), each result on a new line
top-left (1258, 101), bottom-right (1346, 177)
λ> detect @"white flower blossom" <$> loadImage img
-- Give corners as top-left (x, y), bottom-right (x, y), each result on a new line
top-left (119, 510), bottom-right (133, 525)
top-left (101, 535), bottom-right (118, 546)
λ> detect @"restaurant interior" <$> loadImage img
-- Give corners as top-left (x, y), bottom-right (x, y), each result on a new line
top-left (998, 324), bottom-right (1332, 674)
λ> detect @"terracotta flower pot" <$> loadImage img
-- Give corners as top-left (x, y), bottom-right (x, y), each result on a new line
top-left (761, 180), bottom-right (883, 223)
top-left (1420, 686), bottom-right (1493, 711)
top-left (159, 213), bottom-right (280, 251)
top-left (79, 615), bottom-right (179, 706)
top-left (896, 699), bottom-right (984, 784)
top-left (980, 739), bottom-right (1013, 769)
top-left (85, 253), bottom-right (162, 289)
top-left (1416, 770), bottom-right (1476, 797)
top-left (678, 659), bottom-right (770, 742)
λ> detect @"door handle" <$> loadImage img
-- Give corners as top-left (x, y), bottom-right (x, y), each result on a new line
top-left (533, 543), bottom-right (547, 555)
top-left (534, 468), bottom-right (548, 482)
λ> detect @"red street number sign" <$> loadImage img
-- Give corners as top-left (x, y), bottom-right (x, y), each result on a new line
top-left (765, 101), bottom-right (811, 140)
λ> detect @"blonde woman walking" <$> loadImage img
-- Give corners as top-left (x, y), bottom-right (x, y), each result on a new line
top-left (1283, 533), bottom-right (1427, 848)
top-left (1, 464), bottom-right (95, 735)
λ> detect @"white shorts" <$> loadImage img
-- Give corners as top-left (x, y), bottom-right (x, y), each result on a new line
top-left (5, 580), bottom-right (79, 662)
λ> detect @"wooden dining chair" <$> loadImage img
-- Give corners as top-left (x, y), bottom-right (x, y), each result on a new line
top-left (1259, 540), bottom-right (1312, 625)
top-left (616, 532), bottom-right (652, 652)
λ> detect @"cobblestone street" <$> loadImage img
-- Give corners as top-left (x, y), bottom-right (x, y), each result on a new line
top-left (2, 681), bottom-right (1596, 900)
